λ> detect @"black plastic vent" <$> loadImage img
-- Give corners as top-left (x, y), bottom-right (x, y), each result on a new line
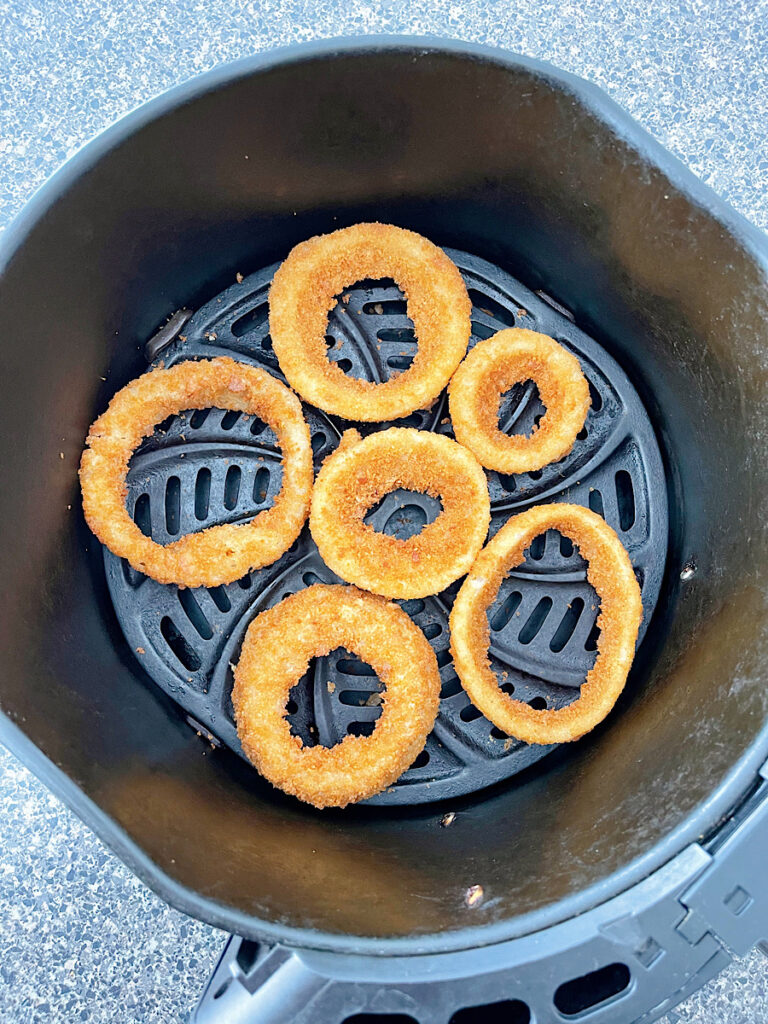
top-left (449, 999), bottom-right (530, 1024)
top-left (554, 962), bottom-right (631, 1015)
top-left (104, 248), bottom-right (668, 806)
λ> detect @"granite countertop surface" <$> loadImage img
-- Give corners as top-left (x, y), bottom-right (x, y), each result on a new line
top-left (0, 1), bottom-right (766, 1022)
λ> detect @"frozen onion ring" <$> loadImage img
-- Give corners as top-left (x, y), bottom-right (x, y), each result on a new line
top-left (269, 222), bottom-right (471, 421)
top-left (450, 503), bottom-right (642, 744)
top-left (232, 585), bottom-right (441, 808)
top-left (79, 357), bottom-right (313, 587)
top-left (448, 328), bottom-right (590, 473)
top-left (310, 428), bottom-right (490, 599)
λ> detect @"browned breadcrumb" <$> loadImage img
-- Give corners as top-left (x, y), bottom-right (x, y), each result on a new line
top-left (450, 504), bottom-right (642, 746)
top-left (310, 428), bottom-right (490, 599)
top-left (268, 223), bottom-right (471, 421)
top-left (232, 585), bottom-right (440, 808)
top-left (449, 329), bottom-right (590, 474)
top-left (79, 357), bottom-right (312, 587)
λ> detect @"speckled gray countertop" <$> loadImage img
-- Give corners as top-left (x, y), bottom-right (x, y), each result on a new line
top-left (0, 2), bottom-right (766, 1022)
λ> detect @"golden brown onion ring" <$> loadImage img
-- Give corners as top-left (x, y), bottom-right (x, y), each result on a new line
top-left (448, 328), bottom-right (590, 473)
top-left (269, 222), bottom-right (471, 421)
top-left (232, 584), bottom-right (440, 808)
top-left (79, 357), bottom-right (312, 587)
top-left (450, 503), bottom-right (641, 744)
top-left (310, 428), bottom-right (490, 599)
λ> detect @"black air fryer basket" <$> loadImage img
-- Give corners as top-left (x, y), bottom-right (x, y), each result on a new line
top-left (1, 39), bottom-right (767, 1024)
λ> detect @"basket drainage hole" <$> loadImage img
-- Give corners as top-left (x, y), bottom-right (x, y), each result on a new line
top-left (291, 651), bottom-right (383, 746)
top-left (178, 589), bottom-right (213, 640)
top-left (468, 289), bottom-right (517, 328)
top-left (231, 305), bottom-right (267, 338)
top-left (378, 326), bottom-right (416, 345)
top-left (449, 999), bottom-right (530, 1024)
top-left (589, 488), bottom-right (605, 517)
top-left (550, 598), bottom-right (585, 653)
top-left (518, 596), bottom-right (553, 644)
top-left (252, 466), bottom-right (271, 507)
top-left (133, 492), bottom-right (152, 536)
top-left (160, 617), bottom-right (200, 672)
top-left (615, 470), bottom-right (636, 531)
top-left (311, 431), bottom-right (328, 454)
top-left (223, 465), bottom-right (241, 510)
top-left (362, 297), bottom-right (408, 316)
top-left (220, 410), bottom-right (241, 430)
top-left (498, 381), bottom-right (540, 439)
top-left (165, 476), bottom-right (181, 534)
top-left (460, 703), bottom-right (484, 723)
top-left (194, 468), bottom-right (211, 520)
top-left (441, 676), bottom-right (462, 699)
top-left (365, 489), bottom-right (443, 540)
top-left (190, 409), bottom-right (210, 429)
top-left (348, 721), bottom-right (377, 737)
top-left (489, 590), bottom-right (522, 632)
top-left (554, 962), bottom-right (631, 1016)
top-left (286, 671), bottom-right (319, 746)
top-left (330, 356), bottom-right (355, 375)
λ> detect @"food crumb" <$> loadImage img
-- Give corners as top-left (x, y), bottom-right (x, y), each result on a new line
top-left (205, 331), bottom-right (218, 341)
top-left (59, 452), bottom-right (64, 459)
top-left (503, 738), bottom-right (513, 751)
top-left (236, 272), bottom-right (244, 284)
top-left (365, 692), bottom-right (383, 707)
top-left (517, 308), bottom-right (528, 318)
top-left (179, 335), bottom-right (187, 342)
top-left (465, 884), bottom-right (484, 908)
top-left (441, 812), bottom-right (456, 828)
top-left (327, 681), bottom-right (335, 694)
top-left (136, 647), bottom-right (145, 655)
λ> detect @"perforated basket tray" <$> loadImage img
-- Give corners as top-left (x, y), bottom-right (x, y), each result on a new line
top-left (104, 247), bottom-right (668, 806)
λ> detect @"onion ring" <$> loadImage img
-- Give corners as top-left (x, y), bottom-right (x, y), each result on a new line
top-left (310, 428), bottom-right (490, 599)
top-left (232, 585), bottom-right (441, 808)
top-left (79, 357), bottom-right (313, 587)
top-left (450, 503), bottom-right (642, 744)
top-left (448, 328), bottom-right (590, 473)
top-left (269, 222), bottom-right (471, 421)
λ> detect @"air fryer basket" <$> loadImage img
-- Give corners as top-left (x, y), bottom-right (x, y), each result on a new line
top-left (105, 247), bottom-right (667, 807)
top-left (1, 39), bottom-right (767, 999)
